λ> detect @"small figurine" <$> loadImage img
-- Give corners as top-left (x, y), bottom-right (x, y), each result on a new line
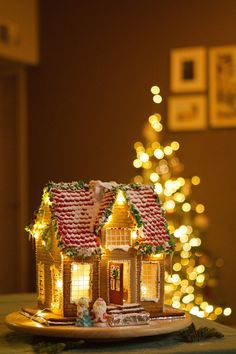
top-left (75, 297), bottom-right (92, 327)
top-left (92, 297), bottom-right (107, 327)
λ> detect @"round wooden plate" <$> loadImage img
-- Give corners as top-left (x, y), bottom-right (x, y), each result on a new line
top-left (5, 312), bottom-right (192, 340)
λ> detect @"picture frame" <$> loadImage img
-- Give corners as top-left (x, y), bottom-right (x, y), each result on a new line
top-left (170, 47), bottom-right (206, 92)
top-left (168, 95), bottom-right (207, 131)
top-left (209, 46), bottom-right (236, 128)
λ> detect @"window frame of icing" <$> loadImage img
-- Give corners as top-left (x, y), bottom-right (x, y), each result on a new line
top-left (140, 261), bottom-right (161, 303)
top-left (70, 262), bottom-right (93, 304)
top-left (105, 227), bottom-right (132, 251)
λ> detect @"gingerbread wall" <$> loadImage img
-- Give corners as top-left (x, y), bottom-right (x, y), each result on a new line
top-left (36, 227), bottom-right (62, 311)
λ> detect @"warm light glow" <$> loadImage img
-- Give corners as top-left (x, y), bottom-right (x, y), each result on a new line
top-left (164, 146), bottom-right (173, 156)
top-left (141, 262), bottom-right (158, 300)
top-left (140, 152), bottom-right (149, 163)
top-left (153, 253), bottom-right (163, 258)
top-left (141, 285), bottom-right (147, 295)
top-left (182, 203), bottom-right (191, 212)
top-left (191, 176), bottom-right (200, 185)
top-left (116, 190), bottom-right (126, 205)
top-left (56, 279), bottom-right (63, 289)
top-left (150, 85), bottom-right (160, 95)
top-left (134, 141), bottom-right (143, 149)
top-left (215, 307), bottom-right (223, 315)
top-left (189, 237), bottom-right (201, 247)
top-left (131, 230), bottom-right (137, 240)
top-left (164, 200), bottom-right (175, 211)
top-left (196, 265), bottom-right (205, 274)
top-left (131, 85), bottom-right (230, 321)
top-left (36, 309), bottom-right (45, 318)
top-left (205, 305), bottom-right (214, 313)
top-left (153, 94), bottom-right (162, 104)
top-left (196, 204), bottom-right (205, 213)
top-left (173, 300), bottom-right (181, 309)
top-left (174, 193), bottom-right (185, 203)
top-left (223, 307), bottom-right (232, 316)
top-left (78, 275), bottom-right (89, 288)
top-left (72, 263), bottom-right (78, 271)
top-left (151, 121), bottom-right (163, 132)
top-left (154, 183), bottom-right (163, 194)
top-left (44, 195), bottom-right (52, 206)
top-left (33, 231), bottom-right (40, 239)
top-left (173, 263), bottom-right (182, 271)
top-left (177, 177), bottom-right (185, 186)
top-left (71, 263), bottom-right (91, 302)
top-left (183, 242), bottom-right (191, 251)
top-left (133, 159), bottom-right (142, 168)
top-left (171, 141), bottom-right (180, 151)
top-left (142, 161), bottom-right (152, 169)
top-left (133, 175), bottom-right (143, 184)
top-left (154, 149), bottom-right (164, 160)
top-left (154, 148), bottom-right (164, 159)
top-left (196, 274), bottom-right (205, 283)
top-left (150, 172), bottom-right (159, 182)
top-left (106, 215), bottom-right (112, 224)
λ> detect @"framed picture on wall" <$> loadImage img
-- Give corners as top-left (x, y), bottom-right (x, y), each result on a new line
top-left (168, 95), bottom-right (207, 131)
top-left (170, 47), bottom-right (206, 92)
top-left (209, 46), bottom-right (236, 128)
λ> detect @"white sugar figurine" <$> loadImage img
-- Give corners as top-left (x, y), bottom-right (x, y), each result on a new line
top-left (75, 297), bottom-right (92, 327)
top-left (92, 298), bottom-right (108, 327)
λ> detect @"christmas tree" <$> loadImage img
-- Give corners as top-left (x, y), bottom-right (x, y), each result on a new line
top-left (132, 86), bottom-right (231, 321)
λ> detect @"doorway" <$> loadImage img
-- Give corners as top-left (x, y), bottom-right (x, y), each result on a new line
top-left (109, 261), bottom-right (130, 305)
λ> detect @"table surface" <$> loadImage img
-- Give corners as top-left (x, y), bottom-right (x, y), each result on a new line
top-left (1, 293), bottom-right (236, 354)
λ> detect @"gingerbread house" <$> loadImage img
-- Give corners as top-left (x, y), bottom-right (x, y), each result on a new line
top-left (27, 180), bottom-right (175, 318)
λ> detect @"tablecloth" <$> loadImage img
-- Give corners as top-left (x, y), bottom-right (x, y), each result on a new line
top-left (1, 293), bottom-right (236, 353)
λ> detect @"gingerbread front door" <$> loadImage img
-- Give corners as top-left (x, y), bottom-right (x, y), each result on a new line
top-left (109, 262), bottom-right (124, 305)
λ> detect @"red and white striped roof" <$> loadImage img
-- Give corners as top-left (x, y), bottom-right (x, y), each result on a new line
top-left (48, 181), bottom-right (173, 255)
top-left (126, 185), bottom-right (171, 251)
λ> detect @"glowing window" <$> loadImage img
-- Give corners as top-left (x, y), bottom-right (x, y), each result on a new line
top-left (70, 263), bottom-right (92, 303)
top-left (37, 262), bottom-right (45, 304)
top-left (106, 228), bottom-right (131, 248)
top-left (141, 262), bottom-right (160, 301)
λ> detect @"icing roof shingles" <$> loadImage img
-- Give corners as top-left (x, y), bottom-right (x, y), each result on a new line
top-left (50, 185), bottom-right (99, 256)
top-left (126, 185), bottom-right (172, 252)
top-left (48, 181), bottom-right (173, 256)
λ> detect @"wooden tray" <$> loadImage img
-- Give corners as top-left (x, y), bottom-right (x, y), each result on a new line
top-left (5, 311), bottom-right (192, 340)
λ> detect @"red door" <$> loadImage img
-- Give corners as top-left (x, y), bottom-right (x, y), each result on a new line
top-left (109, 262), bottom-right (123, 305)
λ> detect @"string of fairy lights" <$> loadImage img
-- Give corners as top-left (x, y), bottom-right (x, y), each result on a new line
top-left (132, 86), bottom-right (232, 320)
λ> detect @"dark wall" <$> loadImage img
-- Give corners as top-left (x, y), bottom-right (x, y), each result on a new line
top-left (28, 0), bottom-right (236, 324)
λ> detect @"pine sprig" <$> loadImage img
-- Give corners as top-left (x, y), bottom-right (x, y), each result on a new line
top-left (179, 323), bottom-right (224, 342)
